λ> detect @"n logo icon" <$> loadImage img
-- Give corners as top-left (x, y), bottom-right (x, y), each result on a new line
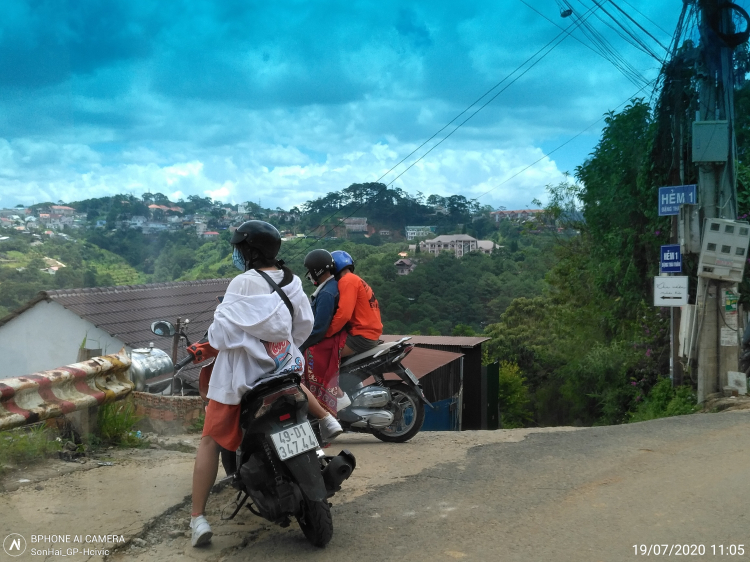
top-left (3, 534), bottom-right (26, 556)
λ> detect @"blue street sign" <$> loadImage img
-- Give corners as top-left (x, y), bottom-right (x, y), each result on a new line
top-left (658, 184), bottom-right (697, 216)
top-left (660, 244), bottom-right (682, 273)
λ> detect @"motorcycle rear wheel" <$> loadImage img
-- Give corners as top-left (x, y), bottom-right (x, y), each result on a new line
top-left (374, 384), bottom-right (425, 443)
top-left (297, 498), bottom-right (333, 547)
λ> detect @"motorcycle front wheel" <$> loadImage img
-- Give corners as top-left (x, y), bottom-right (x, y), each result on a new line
top-left (297, 498), bottom-right (333, 547)
top-left (374, 384), bottom-right (425, 443)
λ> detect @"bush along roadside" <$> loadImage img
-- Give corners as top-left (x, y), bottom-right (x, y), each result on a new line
top-left (0, 424), bottom-right (62, 475)
top-left (94, 398), bottom-right (148, 448)
top-left (629, 377), bottom-right (699, 423)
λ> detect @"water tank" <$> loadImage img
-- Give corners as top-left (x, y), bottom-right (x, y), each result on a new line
top-left (129, 346), bottom-right (174, 391)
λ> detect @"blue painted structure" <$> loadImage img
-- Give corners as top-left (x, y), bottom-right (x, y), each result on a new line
top-left (422, 397), bottom-right (459, 431)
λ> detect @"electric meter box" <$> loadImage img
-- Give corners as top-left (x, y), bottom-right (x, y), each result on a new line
top-left (697, 218), bottom-right (750, 282)
top-left (692, 120), bottom-right (729, 162)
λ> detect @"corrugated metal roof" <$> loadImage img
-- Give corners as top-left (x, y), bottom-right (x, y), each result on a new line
top-left (381, 334), bottom-right (490, 348)
top-left (400, 347), bottom-right (463, 377)
top-left (367, 346), bottom-right (463, 384)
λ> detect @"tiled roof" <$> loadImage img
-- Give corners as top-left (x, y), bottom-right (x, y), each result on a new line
top-left (0, 279), bottom-right (232, 352)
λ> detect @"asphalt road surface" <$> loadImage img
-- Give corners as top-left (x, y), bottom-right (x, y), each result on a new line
top-left (225, 411), bottom-right (750, 562)
top-left (5, 411), bottom-right (750, 562)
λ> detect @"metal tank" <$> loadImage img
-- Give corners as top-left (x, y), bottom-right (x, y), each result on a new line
top-left (128, 345), bottom-right (174, 392)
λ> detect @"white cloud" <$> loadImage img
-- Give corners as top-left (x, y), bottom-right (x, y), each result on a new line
top-left (0, 136), bottom-right (564, 210)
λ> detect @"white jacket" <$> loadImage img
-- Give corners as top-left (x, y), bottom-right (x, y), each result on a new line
top-left (207, 269), bottom-right (314, 405)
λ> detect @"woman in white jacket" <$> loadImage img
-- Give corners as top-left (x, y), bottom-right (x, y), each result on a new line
top-left (189, 221), bottom-right (342, 547)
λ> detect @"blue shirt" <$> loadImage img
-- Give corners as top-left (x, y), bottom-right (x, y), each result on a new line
top-left (300, 276), bottom-right (339, 351)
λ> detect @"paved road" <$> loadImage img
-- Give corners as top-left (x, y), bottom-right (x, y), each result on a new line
top-left (225, 411), bottom-right (750, 562)
top-left (6, 411), bottom-right (750, 562)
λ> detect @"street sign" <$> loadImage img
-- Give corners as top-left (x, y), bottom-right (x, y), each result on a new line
top-left (660, 244), bottom-right (682, 273)
top-left (658, 184), bottom-right (697, 216)
top-left (654, 276), bottom-right (688, 307)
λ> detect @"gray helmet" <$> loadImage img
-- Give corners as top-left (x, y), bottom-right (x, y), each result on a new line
top-left (230, 220), bottom-right (281, 269)
top-left (304, 249), bottom-right (334, 284)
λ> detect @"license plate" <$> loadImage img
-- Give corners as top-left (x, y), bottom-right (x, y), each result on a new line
top-left (270, 421), bottom-right (319, 460)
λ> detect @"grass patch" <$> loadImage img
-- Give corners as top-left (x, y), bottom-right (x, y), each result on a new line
top-left (0, 424), bottom-right (62, 473)
top-left (96, 399), bottom-right (147, 448)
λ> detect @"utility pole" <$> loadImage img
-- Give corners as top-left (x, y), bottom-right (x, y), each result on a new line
top-left (695, 0), bottom-right (740, 402)
top-left (171, 317), bottom-right (182, 396)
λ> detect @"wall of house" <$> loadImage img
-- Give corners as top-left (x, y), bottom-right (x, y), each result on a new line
top-left (0, 301), bottom-right (127, 379)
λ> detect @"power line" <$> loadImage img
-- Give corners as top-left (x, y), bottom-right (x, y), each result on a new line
top-left (521, 0), bottom-right (648, 87)
top-left (574, 0), bottom-right (662, 61)
top-left (619, 0), bottom-right (672, 36)
top-left (567, 2), bottom-right (651, 86)
top-left (590, 0), bottom-right (666, 61)
top-left (470, 79), bottom-right (655, 203)
top-left (605, 0), bottom-right (670, 52)
top-left (284, 3), bottom-right (602, 262)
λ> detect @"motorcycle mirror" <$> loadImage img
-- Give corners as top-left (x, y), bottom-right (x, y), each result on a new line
top-left (150, 320), bottom-right (176, 337)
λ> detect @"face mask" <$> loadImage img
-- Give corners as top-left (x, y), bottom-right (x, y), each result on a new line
top-left (305, 271), bottom-right (317, 286)
top-left (232, 247), bottom-right (246, 272)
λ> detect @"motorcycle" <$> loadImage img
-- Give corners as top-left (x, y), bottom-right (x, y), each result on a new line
top-left (150, 320), bottom-right (357, 548)
top-left (336, 337), bottom-right (432, 443)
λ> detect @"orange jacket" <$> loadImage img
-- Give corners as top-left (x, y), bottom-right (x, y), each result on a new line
top-left (325, 272), bottom-right (382, 340)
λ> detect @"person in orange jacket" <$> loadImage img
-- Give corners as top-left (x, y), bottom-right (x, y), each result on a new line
top-left (326, 250), bottom-right (383, 357)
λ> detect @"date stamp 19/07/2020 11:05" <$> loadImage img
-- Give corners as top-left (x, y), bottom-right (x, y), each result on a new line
top-left (634, 544), bottom-right (745, 556)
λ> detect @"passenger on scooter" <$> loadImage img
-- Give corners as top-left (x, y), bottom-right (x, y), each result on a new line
top-left (300, 249), bottom-right (348, 416)
top-left (189, 221), bottom-right (341, 548)
top-left (326, 250), bottom-right (383, 358)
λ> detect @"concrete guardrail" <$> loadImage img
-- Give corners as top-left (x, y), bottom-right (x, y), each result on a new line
top-left (0, 351), bottom-right (134, 431)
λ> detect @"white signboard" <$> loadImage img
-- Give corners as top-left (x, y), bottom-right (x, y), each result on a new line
top-left (654, 276), bottom-right (688, 307)
top-left (727, 371), bottom-right (747, 395)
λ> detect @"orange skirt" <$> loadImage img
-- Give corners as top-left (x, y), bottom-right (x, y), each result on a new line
top-left (202, 399), bottom-right (242, 451)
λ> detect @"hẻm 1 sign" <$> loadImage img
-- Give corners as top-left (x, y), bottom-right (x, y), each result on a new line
top-left (658, 184), bottom-right (697, 216)
top-left (660, 244), bottom-right (682, 273)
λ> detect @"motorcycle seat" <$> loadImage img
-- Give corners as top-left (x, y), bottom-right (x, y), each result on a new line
top-left (339, 337), bottom-right (412, 368)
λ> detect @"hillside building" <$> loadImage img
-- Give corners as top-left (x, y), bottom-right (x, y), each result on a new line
top-left (490, 209), bottom-right (543, 222)
top-left (405, 226), bottom-right (436, 240)
top-left (419, 235), bottom-right (495, 257)
top-left (343, 217), bottom-right (367, 232)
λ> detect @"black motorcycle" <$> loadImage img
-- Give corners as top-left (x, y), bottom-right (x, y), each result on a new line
top-left (150, 321), bottom-right (356, 547)
top-left (337, 337), bottom-right (431, 443)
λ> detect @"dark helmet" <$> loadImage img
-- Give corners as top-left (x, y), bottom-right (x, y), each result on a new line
top-left (230, 220), bottom-right (281, 269)
top-left (303, 249), bottom-right (334, 285)
top-left (331, 250), bottom-right (354, 274)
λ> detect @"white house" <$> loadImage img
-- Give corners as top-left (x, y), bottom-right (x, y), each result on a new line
top-left (405, 226), bottom-right (436, 240)
top-left (419, 234), bottom-right (496, 257)
top-left (0, 279), bottom-right (231, 379)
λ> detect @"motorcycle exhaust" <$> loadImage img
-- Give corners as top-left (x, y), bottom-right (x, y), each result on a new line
top-left (322, 450), bottom-right (357, 494)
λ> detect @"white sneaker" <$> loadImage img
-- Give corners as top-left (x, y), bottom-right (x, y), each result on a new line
top-left (320, 414), bottom-right (343, 442)
top-left (190, 515), bottom-right (213, 547)
top-left (337, 393), bottom-right (351, 411)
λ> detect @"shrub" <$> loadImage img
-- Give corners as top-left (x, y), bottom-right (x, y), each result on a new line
top-left (96, 399), bottom-right (144, 447)
top-left (629, 378), bottom-right (699, 422)
top-left (497, 361), bottom-right (532, 428)
top-left (0, 424), bottom-right (62, 472)
top-left (187, 412), bottom-right (205, 434)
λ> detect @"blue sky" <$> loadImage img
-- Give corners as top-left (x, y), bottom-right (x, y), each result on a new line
top-left (0, 0), bottom-right (681, 211)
